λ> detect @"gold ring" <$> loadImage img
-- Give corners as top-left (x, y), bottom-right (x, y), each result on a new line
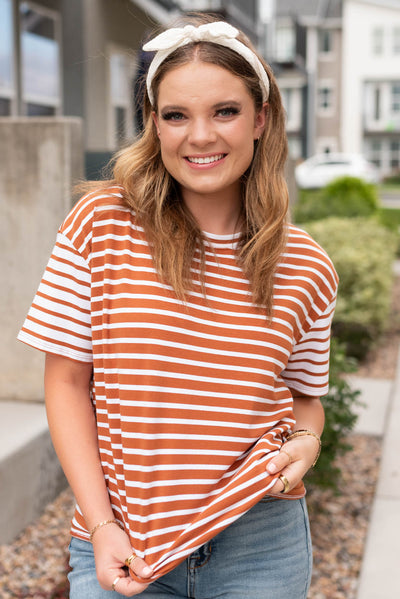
top-left (279, 474), bottom-right (290, 493)
top-left (125, 551), bottom-right (138, 568)
top-left (280, 449), bottom-right (293, 464)
top-left (111, 576), bottom-right (120, 591)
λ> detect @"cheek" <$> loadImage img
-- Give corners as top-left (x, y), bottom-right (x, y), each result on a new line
top-left (158, 137), bottom-right (182, 177)
top-left (158, 128), bottom-right (181, 158)
top-left (236, 132), bottom-right (256, 168)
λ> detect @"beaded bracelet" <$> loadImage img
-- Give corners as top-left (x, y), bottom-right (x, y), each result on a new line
top-left (89, 518), bottom-right (124, 542)
top-left (285, 429), bottom-right (322, 467)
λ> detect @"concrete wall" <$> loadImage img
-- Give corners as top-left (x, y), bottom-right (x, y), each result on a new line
top-left (0, 117), bottom-right (83, 401)
top-left (0, 400), bottom-right (68, 543)
top-left (84, 0), bottom-right (154, 152)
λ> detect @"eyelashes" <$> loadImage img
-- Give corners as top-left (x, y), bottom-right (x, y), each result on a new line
top-left (161, 111), bottom-right (185, 121)
top-left (216, 106), bottom-right (240, 117)
top-left (160, 106), bottom-right (241, 121)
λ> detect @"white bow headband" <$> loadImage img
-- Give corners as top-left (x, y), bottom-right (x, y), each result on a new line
top-left (142, 22), bottom-right (270, 106)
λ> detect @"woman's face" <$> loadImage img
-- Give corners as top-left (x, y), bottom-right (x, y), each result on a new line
top-left (152, 61), bottom-right (266, 208)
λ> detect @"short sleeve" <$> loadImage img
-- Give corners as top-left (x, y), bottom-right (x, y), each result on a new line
top-left (18, 232), bottom-right (92, 362)
top-left (281, 294), bottom-right (336, 397)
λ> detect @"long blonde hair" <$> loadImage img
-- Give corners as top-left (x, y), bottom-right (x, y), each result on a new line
top-left (107, 13), bottom-right (288, 315)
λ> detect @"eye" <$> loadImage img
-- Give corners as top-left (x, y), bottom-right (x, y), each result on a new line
top-left (161, 111), bottom-right (186, 121)
top-left (216, 106), bottom-right (240, 118)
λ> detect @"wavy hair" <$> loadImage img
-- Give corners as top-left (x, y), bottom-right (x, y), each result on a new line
top-left (105, 13), bottom-right (288, 315)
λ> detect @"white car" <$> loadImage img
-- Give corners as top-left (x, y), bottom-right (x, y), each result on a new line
top-left (295, 153), bottom-right (380, 189)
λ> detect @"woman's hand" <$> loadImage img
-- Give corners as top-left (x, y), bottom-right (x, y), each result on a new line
top-left (92, 523), bottom-right (154, 596)
top-left (266, 434), bottom-right (320, 494)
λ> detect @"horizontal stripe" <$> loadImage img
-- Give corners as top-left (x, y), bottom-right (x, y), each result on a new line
top-left (18, 187), bottom-right (338, 580)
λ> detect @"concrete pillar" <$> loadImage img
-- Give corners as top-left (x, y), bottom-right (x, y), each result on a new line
top-left (0, 117), bottom-right (83, 401)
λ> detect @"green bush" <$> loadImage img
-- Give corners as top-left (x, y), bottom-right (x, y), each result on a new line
top-left (294, 176), bottom-right (380, 223)
top-left (306, 338), bottom-right (361, 490)
top-left (378, 207), bottom-right (400, 256)
top-left (303, 217), bottom-right (396, 359)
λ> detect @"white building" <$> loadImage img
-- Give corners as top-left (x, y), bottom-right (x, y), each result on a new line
top-left (274, 0), bottom-right (400, 178)
top-left (342, 0), bottom-right (400, 175)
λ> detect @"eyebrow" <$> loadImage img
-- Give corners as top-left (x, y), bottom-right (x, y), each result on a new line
top-left (160, 100), bottom-right (243, 112)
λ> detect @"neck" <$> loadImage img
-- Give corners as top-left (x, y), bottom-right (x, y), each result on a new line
top-left (182, 187), bottom-right (243, 236)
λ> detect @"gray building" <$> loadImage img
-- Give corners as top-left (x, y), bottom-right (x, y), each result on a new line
top-left (5, 0), bottom-right (398, 176)
top-left (272, 0), bottom-right (343, 159)
top-left (0, 0), bottom-right (264, 176)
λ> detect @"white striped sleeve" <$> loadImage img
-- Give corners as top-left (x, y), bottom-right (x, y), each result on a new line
top-left (281, 295), bottom-right (336, 397)
top-left (18, 232), bottom-right (93, 362)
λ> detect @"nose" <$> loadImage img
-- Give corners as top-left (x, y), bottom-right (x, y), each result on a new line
top-left (187, 117), bottom-right (217, 147)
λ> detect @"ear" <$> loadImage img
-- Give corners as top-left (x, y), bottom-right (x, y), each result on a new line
top-left (151, 111), bottom-right (161, 137)
top-left (253, 102), bottom-right (268, 140)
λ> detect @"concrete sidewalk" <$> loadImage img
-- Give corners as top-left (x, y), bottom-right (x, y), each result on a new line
top-left (349, 351), bottom-right (400, 598)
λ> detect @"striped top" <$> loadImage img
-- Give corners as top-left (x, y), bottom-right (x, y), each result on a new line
top-left (18, 187), bottom-right (338, 581)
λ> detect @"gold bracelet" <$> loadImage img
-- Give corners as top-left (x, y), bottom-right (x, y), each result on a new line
top-left (285, 429), bottom-right (322, 467)
top-left (89, 519), bottom-right (124, 542)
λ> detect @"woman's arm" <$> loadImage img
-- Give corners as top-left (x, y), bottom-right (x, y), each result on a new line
top-left (44, 353), bottom-right (113, 528)
top-left (44, 353), bottom-right (153, 596)
top-left (267, 391), bottom-right (324, 494)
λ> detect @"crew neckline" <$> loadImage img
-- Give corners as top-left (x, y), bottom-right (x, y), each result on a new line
top-left (202, 230), bottom-right (242, 250)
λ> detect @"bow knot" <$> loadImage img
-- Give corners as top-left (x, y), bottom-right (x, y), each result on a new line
top-left (143, 21), bottom-right (270, 105)
top-left (143, 22), bottom-right (239, 54)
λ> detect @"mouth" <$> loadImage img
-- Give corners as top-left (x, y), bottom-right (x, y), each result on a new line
top-left (185, 153), bottom-right (226, 165)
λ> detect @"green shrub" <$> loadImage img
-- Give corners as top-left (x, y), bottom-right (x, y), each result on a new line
top-left (303, 217), bottom-right (396, 359)
top-left (294, 176), bottom-right (380, 223)
top-left (306, 338), bottom-right (361, 490)
top-left (378, 207), bottom-right (400, 256)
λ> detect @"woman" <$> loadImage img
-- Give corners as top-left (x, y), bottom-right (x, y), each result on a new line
top-left (18, 13), bottom-right (338, 599)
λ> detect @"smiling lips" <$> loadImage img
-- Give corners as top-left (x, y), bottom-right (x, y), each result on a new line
top-left (186, 153), bottom-right (226, 165)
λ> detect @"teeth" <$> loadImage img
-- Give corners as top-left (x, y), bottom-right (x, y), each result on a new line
top-left (187, 154), bottom-right (224, 164)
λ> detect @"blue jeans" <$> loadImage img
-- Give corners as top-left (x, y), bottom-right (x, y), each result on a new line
top-left (68, 497), bottom-right (312, 599)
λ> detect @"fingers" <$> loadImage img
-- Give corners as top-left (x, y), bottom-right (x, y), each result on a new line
top-left (108, 552), bottom-right (154, 597)
top-left (111, 573), bottom-right (150, 596)
top-left (266, 444), bottom-right (303, 494)
top-left (269, 473), bottom-right (291, 494)
top-left (266, 447), bottom-right (292, 475)
top-left (125, 551), bottom-right (154, 579)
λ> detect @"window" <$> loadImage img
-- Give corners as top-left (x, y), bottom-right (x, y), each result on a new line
top-left (315, 137), bottom-right (338, 155)
top-left (275, 25), bottom-right (295, 62)
top-left (110, 49), bottom-right (134, 148)
top-left (287, 137), bottom-right (302, 160)
top-left (281, 88), bottom-right (292, 121)
top-left (372, 27), bottom-right (384, 55)
top-left (20, 2), bottom-right (61, 116)
top-left (319, 30), bottom-right (332, 54)
top-left (0, 0), bottom-right (14, 115)
top-left (369, 140), bottom-right (382, 167)
top-left (391, 83), bottom-right (400, 113)
top-left (393, 27), bottom-right (400, 54)
top-left (390, 140), bottom-right (400, 169)
top-left (318, 86), bottom-right (334, 113)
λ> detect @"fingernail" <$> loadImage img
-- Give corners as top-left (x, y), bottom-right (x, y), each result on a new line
top-left (143, 566), bottom-right (153, 576)
top-left (267, 463), bottom-right (277, 474)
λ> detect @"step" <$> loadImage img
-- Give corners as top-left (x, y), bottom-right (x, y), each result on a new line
top-left (0, 400), bottom-right (67, 544)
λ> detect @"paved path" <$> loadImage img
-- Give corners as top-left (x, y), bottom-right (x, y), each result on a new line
top-left (379, 188), bottom-right (400, 208)
top-left (348, 349), bottom-right (400, 598)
